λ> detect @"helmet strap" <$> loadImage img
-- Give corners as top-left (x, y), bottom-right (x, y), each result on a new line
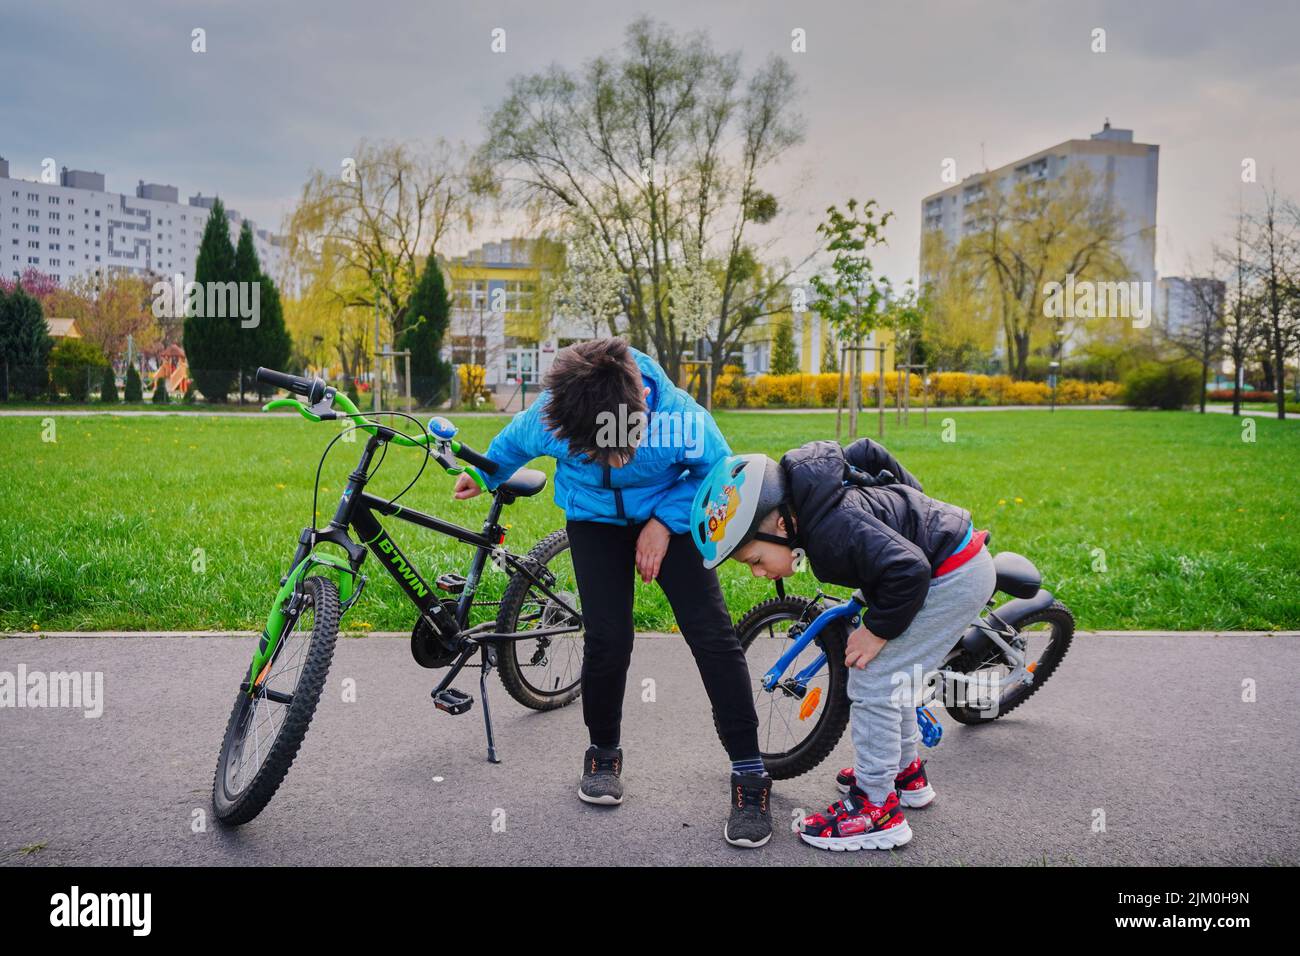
top-left (752, 503), bottom-right (798, 549)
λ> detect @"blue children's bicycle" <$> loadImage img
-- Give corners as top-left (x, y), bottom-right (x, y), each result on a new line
top-left (725, 550), bottom-right (1075, 779)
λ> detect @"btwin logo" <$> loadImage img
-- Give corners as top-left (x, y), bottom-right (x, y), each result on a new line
top-left (376, 537), bottom-right (428, 598)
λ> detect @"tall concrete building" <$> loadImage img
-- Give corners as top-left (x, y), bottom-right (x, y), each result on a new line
top-left (920, 121), bottom-right (1159, 287)
top-left (0, 156), bottom-right (283, 287)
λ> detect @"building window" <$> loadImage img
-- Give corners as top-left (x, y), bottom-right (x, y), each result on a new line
top-left (503, 280), bottom-right (536, 313)
top-left (450, 334), bottom-right (488, 365)
top-left (454, 279), bottom-right (489, 311)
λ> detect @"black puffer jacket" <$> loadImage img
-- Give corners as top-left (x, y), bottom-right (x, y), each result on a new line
top-left (780, 438), bottom-right (973, 640)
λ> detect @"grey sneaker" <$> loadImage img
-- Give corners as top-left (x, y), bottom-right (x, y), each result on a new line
top-left (579, 746), bottom-right (624, 805)
top-left (724, 773), bottom-right (772, 848)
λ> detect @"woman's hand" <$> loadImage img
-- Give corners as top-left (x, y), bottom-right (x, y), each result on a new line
top-left (845, 624), bottom-right (887, 669)
top-left (452, 471), bottom-right (482, 500)
top-left (635, 518), bottom-right (671, 583)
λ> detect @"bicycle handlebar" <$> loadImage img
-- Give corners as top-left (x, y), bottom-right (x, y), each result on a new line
top-left (451, 440), bottom-right (498, 476)
top-left (255, 367), bottom-right (326, 405)
top-left (256, 367), bottom-right (499, 485)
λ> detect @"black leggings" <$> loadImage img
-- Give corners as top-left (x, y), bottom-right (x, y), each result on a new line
top-left (565, 520), bottom-right (760, 760)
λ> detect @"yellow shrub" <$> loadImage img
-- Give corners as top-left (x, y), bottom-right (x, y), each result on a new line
top-left (814, 373), bottom-right (842, 407)
top-left (712, 373), bottom-right (741, 408)
top-left (1056, 379), bottom-right (1090, 404)
top-left (1004, 380), bottom-right (1050, 404)
top-left (708, 367), bottom-right (1120, 408)
top-left (457, 364), bottom-right (490, 404)
top-left (933, 372), bottom-right (973, 405)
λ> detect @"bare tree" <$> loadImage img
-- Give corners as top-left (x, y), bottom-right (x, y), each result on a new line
top-left (1160, 266), bottom-right (1225, 414)
top-left (1247, 184), bottom-right (1299, 419)
top-left (1215, 204), bottom-right (1265, 415)
top-left (478, 17), bottom-right (804, 380)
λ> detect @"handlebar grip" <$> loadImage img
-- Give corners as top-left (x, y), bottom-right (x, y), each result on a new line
top-left (455, 442), bottom-right (499, 476)
top-left (256, 367), bottom-right (325, 405)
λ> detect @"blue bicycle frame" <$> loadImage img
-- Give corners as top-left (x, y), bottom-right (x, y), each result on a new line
top-left (759, 590), bottom-right (944, 748)
top-left (760, 594), bottom-right (862, 693)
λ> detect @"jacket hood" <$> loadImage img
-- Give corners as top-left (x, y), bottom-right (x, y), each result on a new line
top-left (779, 440), bottom-right (854, 532)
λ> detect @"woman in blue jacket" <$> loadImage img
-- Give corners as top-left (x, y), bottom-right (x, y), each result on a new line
top-left (452, 338), bottom-right (772, 848)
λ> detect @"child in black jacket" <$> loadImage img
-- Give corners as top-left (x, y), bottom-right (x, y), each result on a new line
top-left (692, 438), bottom-right (994, 851)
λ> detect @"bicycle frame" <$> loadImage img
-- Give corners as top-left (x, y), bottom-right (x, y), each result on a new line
top-left (760, 590), bottom-right (1035, 705)
top-left (248, 427), bottom-right (582, 760)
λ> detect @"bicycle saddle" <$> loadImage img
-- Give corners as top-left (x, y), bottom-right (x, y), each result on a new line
top-left (496, 468), bottom-right (548, 503)
top-left (992, 551), bottom-right (1041, 599)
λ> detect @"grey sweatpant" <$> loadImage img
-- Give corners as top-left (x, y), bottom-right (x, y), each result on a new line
top-left (847, 547), bottom-right (996, 804)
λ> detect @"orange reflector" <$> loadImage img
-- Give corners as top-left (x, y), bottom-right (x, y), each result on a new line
top-left (253, 659), bottom-right (273, 689)
top-left (1027, 661), bottom-right (1037, 673)
top-left (799, 686), bottom-right (822, 721)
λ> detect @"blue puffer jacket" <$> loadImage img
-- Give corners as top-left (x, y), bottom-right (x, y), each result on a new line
top-left (479, 348), bottom-right (731, 534)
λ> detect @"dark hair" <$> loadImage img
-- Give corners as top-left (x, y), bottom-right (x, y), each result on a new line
top-left (542, 337), bottom-right (647, 465)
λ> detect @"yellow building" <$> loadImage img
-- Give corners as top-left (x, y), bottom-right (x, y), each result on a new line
top-left (442, 239), bottom-right (557, 392)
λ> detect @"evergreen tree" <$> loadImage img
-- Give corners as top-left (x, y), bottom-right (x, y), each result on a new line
top-left (252, 273), bottom-right (292, 392)
top-left (152, 378), bottom-right (169, 404)
top-left (232, 221), bottom-right (292, 397)
top-left (233, 222), bottom-right (259, 400)
top-left (0, 283), bottom-right (54, 400)
top-left (124, 362), bottom-right (143, 402)
top-left (398, 255), bottom-right (453, 405)
top-left (821, 331), bottom-right (839, 373)
top-left (184, 198), bottom-right (239, 401)
top-left (100, 364), bottom-right (118, 403)
top-left (770, 318), bottom-right (799, 374)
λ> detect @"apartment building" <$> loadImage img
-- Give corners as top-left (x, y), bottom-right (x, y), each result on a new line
top-left (0, 156), bottom-right (283, 287)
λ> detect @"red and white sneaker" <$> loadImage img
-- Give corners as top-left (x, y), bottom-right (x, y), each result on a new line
top-left (835, 758), bottom-right (936, 808)
top-left (798, 788), bottom-right (912, 851)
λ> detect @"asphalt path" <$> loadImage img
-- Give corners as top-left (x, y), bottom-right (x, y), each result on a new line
top-left (1, 632), bottom-right (1297, 867)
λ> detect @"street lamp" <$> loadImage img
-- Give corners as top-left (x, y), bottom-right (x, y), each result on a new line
top-left (1049, 360), bottom-right (1061, 413)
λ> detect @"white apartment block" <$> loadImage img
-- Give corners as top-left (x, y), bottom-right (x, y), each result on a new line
top-left (0, 156), bottom-right (283, 288)
top-left (920, 121), bottom-right (1159, 288)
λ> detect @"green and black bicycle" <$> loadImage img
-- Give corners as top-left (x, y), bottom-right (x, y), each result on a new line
top-left (212, 367), bottom-right (585, 826)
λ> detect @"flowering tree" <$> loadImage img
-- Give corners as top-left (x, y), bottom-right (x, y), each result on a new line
top-left (551, 223), bottom-right (627, 338)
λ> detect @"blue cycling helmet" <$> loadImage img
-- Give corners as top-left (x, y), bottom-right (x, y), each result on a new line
top-left (691, 454), bottom-right (788, 569)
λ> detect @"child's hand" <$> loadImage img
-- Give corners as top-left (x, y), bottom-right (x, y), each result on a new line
top-left (845, 625), bottom-right (886, 669)
top-left (452, 472), bottom-right (482, 500)
top-left (635, 517), bottom-right (670, 582)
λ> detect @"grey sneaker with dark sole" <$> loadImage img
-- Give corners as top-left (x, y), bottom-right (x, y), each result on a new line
top-left (724, 773), bottom-right (772, 848)
top-left (579, 745), bottom-right (624, 805)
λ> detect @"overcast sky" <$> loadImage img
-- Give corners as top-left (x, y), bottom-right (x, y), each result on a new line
top-left (3, 0), bottom-right (1297, 284)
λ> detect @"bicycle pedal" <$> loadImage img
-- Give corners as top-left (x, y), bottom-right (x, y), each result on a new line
top-left (435, 573), bottom-right (467, 594)
top-left (431, 687), bottom-right (474, 715)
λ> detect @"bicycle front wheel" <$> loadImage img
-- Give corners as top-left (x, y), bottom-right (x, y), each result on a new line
top-left (725, 595), bottom-right (851, 780)
top-left (212, 575), bottom-right (339, 826)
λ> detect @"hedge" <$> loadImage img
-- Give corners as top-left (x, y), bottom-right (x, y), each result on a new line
top-left (711, 371), bottom-right (1122, 409)
top-left (1207, 389), bottom-right (1275, 402)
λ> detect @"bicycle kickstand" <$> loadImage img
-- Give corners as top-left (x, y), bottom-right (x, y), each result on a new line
top-left (479, 645), bottom-right (501, 764)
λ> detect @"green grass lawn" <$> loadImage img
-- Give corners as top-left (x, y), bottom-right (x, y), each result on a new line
top-left (2, 409), bottom-right (1297, 632)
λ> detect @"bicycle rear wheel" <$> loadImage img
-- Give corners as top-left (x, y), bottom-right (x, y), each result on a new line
top-left (943, 600), bottom-right (1075, 725)
top-left (723, 596), bottom-right (851, 780)
top-left (212, 575), bottom-right (339, 826)
top-left (496, 529), bottom-right (585, 711)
